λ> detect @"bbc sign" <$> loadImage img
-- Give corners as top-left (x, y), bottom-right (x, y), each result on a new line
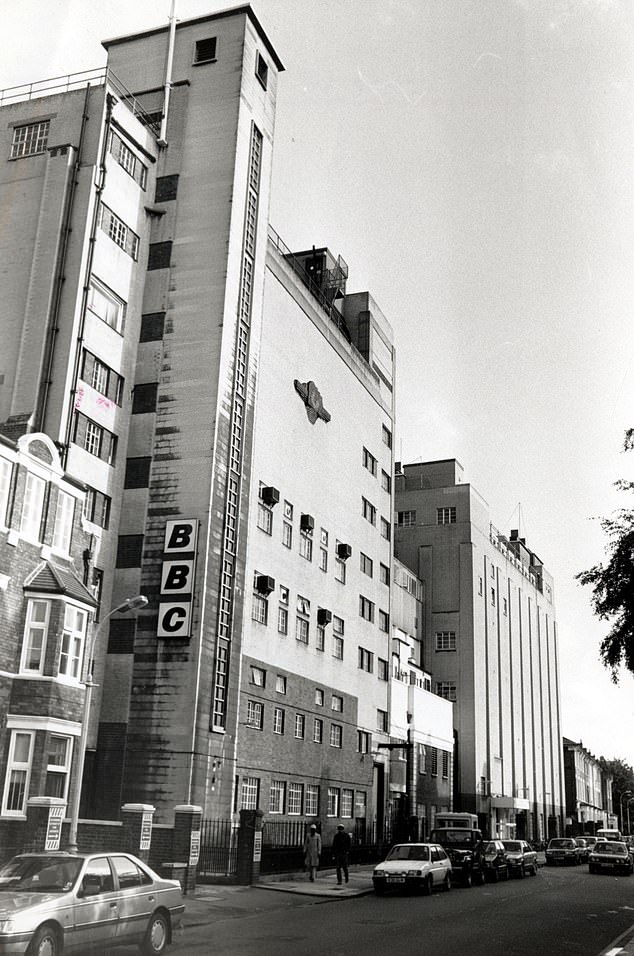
top-left (158, 519), bottom-right (198, 638)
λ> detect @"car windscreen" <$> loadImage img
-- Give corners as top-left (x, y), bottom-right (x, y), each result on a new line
top-left (433, 830), bottom-right (475, 846)
top-left (386, 845), bottom-right (430, 862)
top-left (0, 856), bottom-right (82, 892)
top-left (549, 840), bottom-right (572, 848)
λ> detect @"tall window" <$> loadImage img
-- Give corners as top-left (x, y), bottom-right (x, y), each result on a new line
top-left (257, 502), bottom-right (273, 534)
top-left (0, 456), bottom-right (13, 525)
top-left (299, 532), bottom-right (313, 561)
top-left (83, 487), bottom-right (111, 530)
top-left (246, 700), bottom-right (264, 729)
top-left (294, 714), bottom-right (305, 739)
top-left (362, 447), bottom-right (377, 476)
top-left (330, 724), bottom-right (342, 748)
top-left (362, 497), bottom-right (376, 525)
top-left (44, 736), bottom-right (72, 799)
top-left (341, 789), bottom-right (354, 818)
top-left (331, 694), bottom-right (343, 713)
top-left (59, 605), bottom-right (88, 679)
top-left (11, 120), bottom-right (50, 158)
top-left (359, 596), bottom-right (375, 622)
top-left (357, 730), bottom-right (371, 754)
top-left (20, 473), bottom-right (45, 542)
top-left (52, 491), bottom-right (75, 554)
top-left (333, 636), bottom-right (344, 660)
top-left (2, 731), bottom-right (33, 815)
top-left (81, 350), bottom-right (124, 405)
top-left (87, 277), bottom-right (126, 334)
top-left (335, 558), bottom-right (346, 584)
top-left (358, 647), bottom-right (374, 672)
top-left (380, 516), bottom-right (391, 541)
top-left (288, 782), bottom-right (303, 815)
top-left (273, 708), bottom-right (285, 735)
top-left (240, 777), bottom-right (259, 810)
top-left (382, 424), bottom-right (392, 449)
top-left (252, 593), bottom-right (268, 625)
top-left (313, 718), bottom-right (323, 743)
top-left (360, 553), bottom-right (373, 577)
top-left (306, 785), bottom-right (319, 816)
top-left (377, 709), bottom-right (389, 733)
top-left (378, 610), bottom-right (390, 633)
top-left (21, 599), bottom-right (50, 673)
top-left (269, 780), bottom-right (285, 814)
top-left (327, 787), bottom-right (340, 817)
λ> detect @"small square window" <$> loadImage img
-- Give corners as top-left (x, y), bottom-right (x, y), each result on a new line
top-left (194, 37), bottom-right (217, 64)
top-left (250, 666), bottom-right (266, 687)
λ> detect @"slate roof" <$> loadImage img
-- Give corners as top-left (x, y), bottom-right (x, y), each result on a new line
top-left (24, 561), bottom-right (98, 607)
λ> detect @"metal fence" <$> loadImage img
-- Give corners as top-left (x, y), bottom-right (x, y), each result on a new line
top-left (196, 819), bottom-right (239, 881)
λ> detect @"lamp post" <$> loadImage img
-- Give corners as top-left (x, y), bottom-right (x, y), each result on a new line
top-left (619, 790), bottom-right (632, 834)
top-left (67, 595), bottom-right (148, 853)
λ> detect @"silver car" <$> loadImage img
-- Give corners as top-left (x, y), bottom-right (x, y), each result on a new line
top-left (0, 851), bottom-right (184, 955)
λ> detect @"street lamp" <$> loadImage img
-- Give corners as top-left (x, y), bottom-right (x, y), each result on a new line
top-left (619, 790), bottom-right (632, 834)
top-left (67, 595), bottom-right (148, 852)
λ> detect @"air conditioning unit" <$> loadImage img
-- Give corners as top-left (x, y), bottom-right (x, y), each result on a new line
top-left (300, 513), bottom-right (314, 533)
top-left (337, 542), bottom-right (352, 560)
top-left (255, 574), bottom-right (275, 595)
top-left (317, 608), bottom-right (332, 626)
top-left (261, 486), bottom-right (280, 507)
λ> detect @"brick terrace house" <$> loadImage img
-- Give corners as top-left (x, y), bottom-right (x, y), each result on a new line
top-left (0, 432), bottom-right (96, 839)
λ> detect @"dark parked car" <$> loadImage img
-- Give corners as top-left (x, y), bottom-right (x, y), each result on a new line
top-left (481, 840), bottom-right (509, 882)
top-left (501, 840), bottom-right (538, 877)
top-left (588, 841), bottom-right (633, 875)
top-left (0, 850), bottom-right (184, 955)
top-left (545, 837), bottom-right (580, 866)
top-left (429, 827), bottom-right (485, 887)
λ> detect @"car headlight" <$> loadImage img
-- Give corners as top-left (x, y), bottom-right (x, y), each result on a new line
top-left (407, 869), bottom-right (422, 876)
top-left (0, 920), bottom-right (15, 933)
top-left (373, 869), bottom-right (384, 877)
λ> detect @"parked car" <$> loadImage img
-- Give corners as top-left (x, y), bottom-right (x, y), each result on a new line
top-left (574, 838), bottom-right (590, 862)
top-left (501, 840), bottom-right (538, 877)
top-left (481, 840), bottom-right (510, 882)
top-left (373, 843), bottom-right (452, 895)
top-left (545, 837), bottom-right (581, 866)
top-left (429, 827), bottom-right (485, 887)
top-left (584, 836), bottom-right (598, 851)
top-left (0, 850), bottom-right (184, 955)
top-left (588, 840), bottom-right (634, 875)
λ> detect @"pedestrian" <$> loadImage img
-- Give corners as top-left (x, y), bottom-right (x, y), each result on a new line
top-left (332, 823), bottom-right (351, 884)
top-left (303, 824), bottom-right (322, 882)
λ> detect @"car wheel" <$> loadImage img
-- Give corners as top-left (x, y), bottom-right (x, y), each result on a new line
top-left (443, 872), bottom-right (452, 892)
top-left (502, 865), bottom-right (510, 881)
top-left (141, 910), bottom-right (170, 955)
top-left (423, 875), bottom-right (433, 896)
top-left (518, 863), bottom-right (525, 878)
top-left (28, 924), bottom-right (62, 956)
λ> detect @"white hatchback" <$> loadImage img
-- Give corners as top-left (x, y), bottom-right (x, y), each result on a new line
top-left (373, 843), bottom-right (452, 895)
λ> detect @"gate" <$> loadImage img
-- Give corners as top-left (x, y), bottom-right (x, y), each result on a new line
top-left (196, 819), bottom-right (239, 882)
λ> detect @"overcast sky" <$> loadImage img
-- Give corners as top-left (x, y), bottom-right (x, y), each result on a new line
top-left (3, 0), bottom-right (634, 770)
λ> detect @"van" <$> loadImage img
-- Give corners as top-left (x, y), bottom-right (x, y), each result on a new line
top-left (434, 812), bottom-right (479, 830)
top-left (596, 828), bottom-right (622, 842)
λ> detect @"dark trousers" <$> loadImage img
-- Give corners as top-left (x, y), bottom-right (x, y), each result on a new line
top-left (335, 854), bottom-right (349, 883)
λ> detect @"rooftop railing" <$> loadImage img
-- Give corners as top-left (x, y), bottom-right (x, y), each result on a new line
top-left (0, 67), bottom-right (160, 134)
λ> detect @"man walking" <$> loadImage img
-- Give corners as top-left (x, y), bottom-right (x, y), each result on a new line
top-left (333, 823), bottom-right (352, 884)
top-left (303, 824), bottom-right (322, 882)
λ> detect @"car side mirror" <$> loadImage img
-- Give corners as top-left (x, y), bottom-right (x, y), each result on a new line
top-left (80, 877), bottom-right (102, 897)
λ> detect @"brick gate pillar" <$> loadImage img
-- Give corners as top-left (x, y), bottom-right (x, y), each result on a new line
top-left (172, 804), bottom-right (202, 894)
top-left (236, 809), bottom-right (264, 885)
top-left (121, 804), bottom-right (155, 863)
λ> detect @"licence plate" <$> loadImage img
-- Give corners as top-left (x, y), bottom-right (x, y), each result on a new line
top-left (387, 876), bottom-right (405, 883)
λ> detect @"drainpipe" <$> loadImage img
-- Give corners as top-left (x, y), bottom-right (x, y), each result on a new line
top-left (159, 0), bottom-right (177, 146)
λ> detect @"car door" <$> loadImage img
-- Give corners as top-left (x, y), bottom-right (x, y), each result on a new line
top-left (71, 856), bottom-right (120, 953)
top-left (434, 845), bottom-right (450, 882)
top-left (430, 845), bottom-right (444, 884)
top-left (110, 854), bottom-right (155, 947)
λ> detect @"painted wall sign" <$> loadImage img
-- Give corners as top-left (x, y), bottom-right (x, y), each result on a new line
top-left (45, 805), bottom-right (65, 851)
top-left (189, 828), bottom-right (201, 866)
top-left (253, 831), bottom-right (262, 863)
top-left (140, 812), bottom-right (153, 851)
top-left (158, 519), bottom-right (198, 638)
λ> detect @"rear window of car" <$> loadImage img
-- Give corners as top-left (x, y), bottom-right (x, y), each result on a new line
top-left (549, 839), bottom-right (572, 847)
top-left (111, 855), bottom-right (153, 889)
top-left (502, 841), bottom-right (521, 852)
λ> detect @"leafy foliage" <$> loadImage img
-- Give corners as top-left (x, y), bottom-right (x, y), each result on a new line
top-left (577, 434), bottom-right (634, 681)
